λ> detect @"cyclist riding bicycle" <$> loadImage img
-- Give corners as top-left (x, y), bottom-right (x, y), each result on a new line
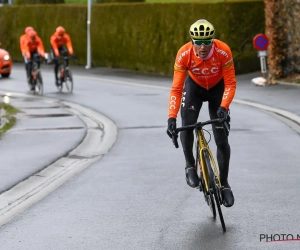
top-left (166, 19), bottom-right (236, 207)
top-left (22, 30), bottom-right (45, 90)
top-left (20, 27), bottom-right (44, 82)
top-left (50, 26), bottom-right (76, 87)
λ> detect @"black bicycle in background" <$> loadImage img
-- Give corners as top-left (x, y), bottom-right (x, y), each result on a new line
top-left (56, 55), bottom-right (76, 94)
top-left (28, 54), bottom-right (43, 96)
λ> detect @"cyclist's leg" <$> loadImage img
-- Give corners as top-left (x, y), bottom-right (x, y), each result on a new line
top-left (60, 47), bottom-right (69, 67)
top-left (27, 52), bottom-right (35, 80)
top-left (180, 75), bottom-right (206, 187)
top-left (32, 51), bottom-right (40, 68)
top-left (51, 47), bottom-right (60, 85)
top-left (208, 79), bottom-right (234, 207)
top-left (23, 55), bottom-right (30, 80)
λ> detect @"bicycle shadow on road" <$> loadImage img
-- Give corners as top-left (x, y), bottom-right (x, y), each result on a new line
top-left (185, 220), bottom-right (234, 250)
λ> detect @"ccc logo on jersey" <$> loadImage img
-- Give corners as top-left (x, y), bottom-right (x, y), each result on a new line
top-left (191, 67), bottom-right (219, 75)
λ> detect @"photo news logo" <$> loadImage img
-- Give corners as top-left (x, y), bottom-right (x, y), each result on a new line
top-left (260, 234), bottom-right (300, 242)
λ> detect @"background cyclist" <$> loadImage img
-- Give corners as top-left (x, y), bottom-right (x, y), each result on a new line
top-left (167, 19), bottom-right (236, 207)
top-left (20, 27), bottom-right (44, 85)
top-left (50, 26), bottom-right (76, 87)
top-left (22, 30), bottom-right (45, 90)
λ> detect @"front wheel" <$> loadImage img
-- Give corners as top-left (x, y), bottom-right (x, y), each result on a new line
top-left (196, 142), bottom-right (216, 218)
top-left (204, 150), bottom-right (226, 232)
top-left (65, 68), bottom-right (73, 93)
top-left (35, 72), bottom-right (43, 96)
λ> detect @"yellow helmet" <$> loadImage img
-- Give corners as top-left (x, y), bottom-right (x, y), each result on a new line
top-left (189, 19), bottom-right (215, 40)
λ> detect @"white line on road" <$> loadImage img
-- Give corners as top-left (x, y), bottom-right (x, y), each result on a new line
top-left (0, 92), bottom-right (118, 226)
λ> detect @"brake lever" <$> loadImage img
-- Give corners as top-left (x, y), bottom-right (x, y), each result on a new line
top-left (166, 129), bottom-right (179, 148)
top-left (223, 120), bottom-right (230, 136)
top-left (172, 132), bottom-right (179, 148)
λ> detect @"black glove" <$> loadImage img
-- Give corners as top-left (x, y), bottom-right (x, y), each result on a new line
top-left (217, 107), bottom-right (228, 122)
top-left (71, 54), bottom-right (77, 60)
top-left (166, 118), bottom-right (176, 138)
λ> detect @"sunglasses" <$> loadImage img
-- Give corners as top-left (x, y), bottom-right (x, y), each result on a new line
top-left (193, 39), bottom-right (213, 46)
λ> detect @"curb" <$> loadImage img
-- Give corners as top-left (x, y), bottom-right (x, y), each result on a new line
top-left (275, 80), bottom-right (300, 87)
top-left (0, 91), bottom-right (118, 226)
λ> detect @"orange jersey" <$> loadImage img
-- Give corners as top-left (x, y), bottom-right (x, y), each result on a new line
top-left (20, 34), bottom-right (27, 55)
top-left (23, 36), bottom-right (45, 58)
top-left (50, 33), bottom-right (74, 56)
top-left (168, 39), bottom-right (236, 118)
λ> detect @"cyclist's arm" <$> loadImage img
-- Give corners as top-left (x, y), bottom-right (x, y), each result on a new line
top-left (168, 45), bottom-right (190, 119)
top-left (220, 48), bottom-right (236, 110)
top-left (50, 36), bottom-right (60, 57)
top-left (23, 40), bottom-right (31, 59)
top-left (20, 35), bottom-right (25, 54)
top-left (65, 34), bottom-right (74, 55)
top-left (168, 66), bottom-right (186, 118)
top-left (36, 36), bottom-right (45, 57)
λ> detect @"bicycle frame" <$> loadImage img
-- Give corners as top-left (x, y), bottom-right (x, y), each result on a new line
top-left (172, 118), bottom-right (229, 191)
top-left (171, 118), bottom-right (229, 232)
top-left (32, 60), bottom-right (39, 81)
top-left (196, 128), bottom-right (221, 192)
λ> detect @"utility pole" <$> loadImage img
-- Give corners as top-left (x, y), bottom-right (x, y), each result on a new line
top-left (86, 0), bottom-right (92, 69)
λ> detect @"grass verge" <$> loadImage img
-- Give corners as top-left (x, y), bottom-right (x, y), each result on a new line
top-left (0, 103), bottom-right (20, 136)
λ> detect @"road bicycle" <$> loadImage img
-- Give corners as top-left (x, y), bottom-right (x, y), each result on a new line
top-left (28, 54), bottom-right (43, 95)
top-left (56, 55), bottom-right (75, 93)
top-left (170, 118), bottom-right (230, 232)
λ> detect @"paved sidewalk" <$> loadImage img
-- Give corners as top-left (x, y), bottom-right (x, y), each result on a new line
top-left (0, 94), bottom-right (86, 193)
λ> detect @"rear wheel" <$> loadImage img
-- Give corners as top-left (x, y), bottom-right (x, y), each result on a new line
top-left (204, 150), bottom-right (226, 232)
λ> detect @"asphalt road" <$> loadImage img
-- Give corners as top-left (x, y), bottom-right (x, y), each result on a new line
top-left (0, 64), bottom-right (299, 250)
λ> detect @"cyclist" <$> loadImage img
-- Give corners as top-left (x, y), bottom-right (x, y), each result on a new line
top-left (20, 26), bottom-right (34, 55)
top-left (166, 19), bottom-right (236, 207)
top-left (20, 27), bottom-right (44, 80)
top-left (23, 30), bottom-right (45, 90)
top-left (50, 26), bottom-right (76, 87)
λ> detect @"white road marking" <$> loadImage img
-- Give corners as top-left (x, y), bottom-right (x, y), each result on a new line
top-left (0, 91), bottom-right (118, 226)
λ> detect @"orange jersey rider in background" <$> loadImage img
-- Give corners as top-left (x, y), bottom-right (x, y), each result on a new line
top-left (50, 26), bottom-right (76, 86)
top-left (20, 27), bottom-right (44, 57)
top-left (50, 26), bottom-right (74, 57)
top-left (23, 30), bottom-right (45, 59)
top-left (22, 30), bottom-right (45, 88)
top-left (166, 19), bottom-right (236, 208)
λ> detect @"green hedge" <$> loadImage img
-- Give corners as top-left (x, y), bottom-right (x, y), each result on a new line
top-left (0, 1), bottom-right (264, 75)
top-left (91, 2), bottom-right (265, 75)
top-left (100, 0), bottom-right (144, 2)
top-left (15, 0), bottom-right (65, 4)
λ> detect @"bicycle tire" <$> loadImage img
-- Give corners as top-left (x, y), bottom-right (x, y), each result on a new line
top-left (36, 72), bottom-right (43, 96)
top-left (204, 150), bottom-right (226, 232)
top-left (57, 65), bottom-right (63, 92)
top-left (65, 68), bottom-right (73, 93)
top-left (196, 142), bottom-right (216, 218)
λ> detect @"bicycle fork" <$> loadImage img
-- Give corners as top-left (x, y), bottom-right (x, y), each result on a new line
top-left (197, 130), bottom-right (222, 191)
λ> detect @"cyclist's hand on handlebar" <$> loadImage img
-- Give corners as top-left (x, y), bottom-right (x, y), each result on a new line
top-left (167, 118), bottom-right (179, 148)
top-left (71, 54), bottom-right (77, 60)
top-left (166, 118), bottom-right (176, 138)
top-left (217, 106), bottom-right (228, 123)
